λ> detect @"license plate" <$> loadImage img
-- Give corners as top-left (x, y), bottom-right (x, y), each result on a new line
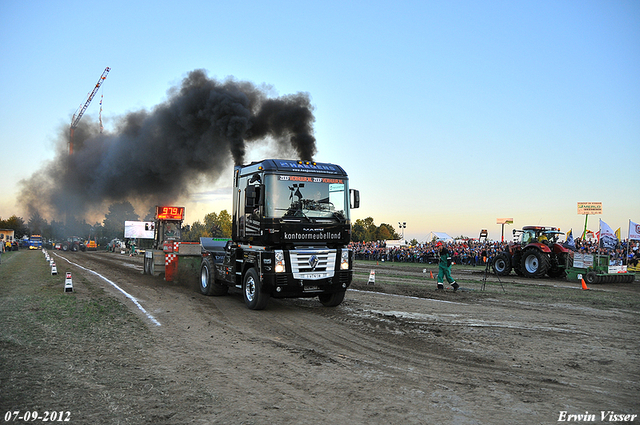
top-left (300, 272), bottom-right (328, 279)
top-left (303, 285), bottom-right (320, 292)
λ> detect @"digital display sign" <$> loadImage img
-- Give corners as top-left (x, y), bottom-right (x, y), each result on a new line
top-left (156, 206), bottom-right (185, 221)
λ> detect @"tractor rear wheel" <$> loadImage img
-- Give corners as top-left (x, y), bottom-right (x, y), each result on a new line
top-left (520, 248), bottom-right (550, 278)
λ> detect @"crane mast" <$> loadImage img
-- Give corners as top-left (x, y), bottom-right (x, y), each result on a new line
top-left (69, 67), bottom-right (110, 155)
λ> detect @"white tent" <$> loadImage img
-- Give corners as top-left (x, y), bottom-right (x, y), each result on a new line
top-left (426, 232), bottom-right (454, 242)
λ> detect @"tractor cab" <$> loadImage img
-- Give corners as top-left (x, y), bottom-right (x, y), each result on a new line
top-left (520, 229), bottom-right (536, 245)
top-left (518, 226), bottom-right (563, 247)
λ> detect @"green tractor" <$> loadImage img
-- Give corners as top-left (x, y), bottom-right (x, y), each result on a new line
top-left (565, 252), bottom-right (636, 284)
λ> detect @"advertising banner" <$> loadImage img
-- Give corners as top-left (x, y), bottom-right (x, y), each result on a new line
top-left (124, 221), bottom-right (156, 239)
top-left (577, 202), bottom-right (602, 215)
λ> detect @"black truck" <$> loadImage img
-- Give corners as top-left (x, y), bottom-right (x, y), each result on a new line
top-left (199, 159), bottom-right (359, 310)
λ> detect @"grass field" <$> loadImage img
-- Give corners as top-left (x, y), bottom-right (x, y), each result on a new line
top-left (0, 249), bottom-right (152, 417)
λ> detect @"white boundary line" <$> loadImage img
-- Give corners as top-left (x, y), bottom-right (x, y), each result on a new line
top-left (54, 254), bottom-right (161, 326)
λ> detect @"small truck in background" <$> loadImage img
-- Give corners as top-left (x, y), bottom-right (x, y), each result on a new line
top-left (28, 235), bottom-right (43, 250)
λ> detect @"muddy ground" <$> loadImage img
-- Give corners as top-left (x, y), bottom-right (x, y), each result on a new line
top-left (1, 250), bottom-right (639, 424)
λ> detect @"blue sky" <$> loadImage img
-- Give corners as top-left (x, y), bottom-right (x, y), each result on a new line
top-left (1, 0), bottom-right (638, 242)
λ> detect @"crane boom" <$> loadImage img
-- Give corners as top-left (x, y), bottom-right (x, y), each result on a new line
top-left (69, 67), bottom-right (110, 154)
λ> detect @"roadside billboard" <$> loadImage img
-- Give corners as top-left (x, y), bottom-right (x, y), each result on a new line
top-left (577, 202), bottom-right (602, 215)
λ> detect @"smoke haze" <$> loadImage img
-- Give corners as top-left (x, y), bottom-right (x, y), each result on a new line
top-left (18, 69), bottom-right (317, 220)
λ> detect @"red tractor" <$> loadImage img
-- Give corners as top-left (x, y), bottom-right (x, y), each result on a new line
top-left (492, 226), bottom-right (570, 278)
top-left (60, 236), bottom-right (86, 252)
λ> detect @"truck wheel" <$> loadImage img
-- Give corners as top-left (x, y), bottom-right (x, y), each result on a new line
top-left (520, 248), bottom-right (549, 278)
top-left (200, 258), bottom-right (228, 296)
top-left (585, 271), bottom-right (598, 285)
top-left (318, 290), bottom-right (346, 307)
top-left (243, 268), bottom-right (269, 310)
top-left (143, 257), bottom-right (150, 275)
top-left (71, 244), bottom-right (78, 252)
top-left (62, 244), bottom-right (69, 252)
top-left (492, 253), bottom-right (512, 276)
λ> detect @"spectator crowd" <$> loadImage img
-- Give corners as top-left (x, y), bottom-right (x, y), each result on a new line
top-left (349, 239), bottom-right (640, 267)
top-left (349, 240), bottom-right (508, 266)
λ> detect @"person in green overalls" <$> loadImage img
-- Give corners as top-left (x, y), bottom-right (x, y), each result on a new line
top-left (437, 245), bottom-right (459, 292)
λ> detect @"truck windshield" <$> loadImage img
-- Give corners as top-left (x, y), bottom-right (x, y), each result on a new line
top-left (264, 174), bottom-right (349, 221)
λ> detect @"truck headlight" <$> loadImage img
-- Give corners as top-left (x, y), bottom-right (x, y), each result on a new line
top-left (275, 250), bottom-right (286, 273)
top-left (340, 250), bottom-right (350, 270)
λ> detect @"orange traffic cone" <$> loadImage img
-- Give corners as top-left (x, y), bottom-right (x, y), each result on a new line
top-left (430, 270), bottom-right (434, 279)
top-left (581, 278), bottom-right (589, 291)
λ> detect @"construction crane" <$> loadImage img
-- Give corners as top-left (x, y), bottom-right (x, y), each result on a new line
top-left (69, 66), bottom-right (111, 155)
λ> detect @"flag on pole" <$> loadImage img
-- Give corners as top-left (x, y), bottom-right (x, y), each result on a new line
top-left (615, 228), bottom-right (621, 241)
top-left (599, 219), bottom-right (617, 250)
top-left (630, 220), bottom-right (640, 241)
top-left (563, 229), bottom-right (575, 250)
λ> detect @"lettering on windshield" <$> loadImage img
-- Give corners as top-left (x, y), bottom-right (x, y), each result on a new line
top-left (279, 175), bottom-right (343, 184)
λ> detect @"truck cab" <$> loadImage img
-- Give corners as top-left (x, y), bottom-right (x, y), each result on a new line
top-left (234, 159), bottom-right (355, 247)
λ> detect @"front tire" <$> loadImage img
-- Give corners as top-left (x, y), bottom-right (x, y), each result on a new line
top-left (520, 248), bottom-right (550, 278)
top-left (200, 258), bottom-right (228, 296)
top-left (243, 268), bottom-right (269, 310)
top-left (547, 266), bottom-right (566, 279)
top-left (492, 253), bottom-right (512, 276)
top-left (318, 290), bottom-right (346, 307)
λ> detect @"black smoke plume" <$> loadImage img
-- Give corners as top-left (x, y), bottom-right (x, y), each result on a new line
top-left (18, 69), bottom-right (317, 219)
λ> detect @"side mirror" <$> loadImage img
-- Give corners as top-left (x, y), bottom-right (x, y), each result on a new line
top-left (350, 189), bottom-right (360, 209)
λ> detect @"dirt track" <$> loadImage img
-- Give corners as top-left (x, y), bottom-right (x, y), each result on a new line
top-left (12, 250), bottom-right (640, 424)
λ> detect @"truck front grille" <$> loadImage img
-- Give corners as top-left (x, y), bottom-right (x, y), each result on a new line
top-left (290, 249), bottom-right (336, 280)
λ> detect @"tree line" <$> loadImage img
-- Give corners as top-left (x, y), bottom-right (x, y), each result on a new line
top-left (351, 217), bottom-right (402, 242)
top-left (2, 206), bottom-right (398, 247)
top-left (0, 201), bottom-right (233, 247)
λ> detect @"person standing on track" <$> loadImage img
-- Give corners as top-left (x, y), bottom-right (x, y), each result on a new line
top-left (437, 245), bottom-right (459, 292)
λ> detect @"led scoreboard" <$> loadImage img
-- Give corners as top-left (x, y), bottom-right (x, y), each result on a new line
top-left (156, 206), bottom-right (185, 221)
